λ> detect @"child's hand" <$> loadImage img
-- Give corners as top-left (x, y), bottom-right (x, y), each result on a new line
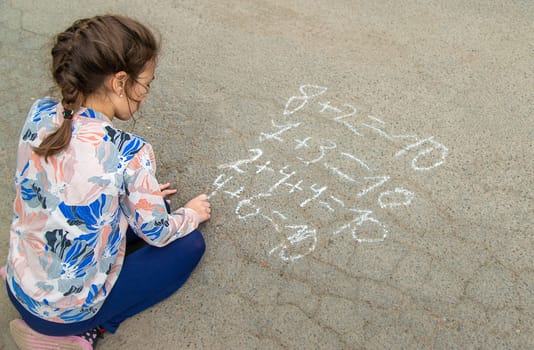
top-left (159, 182), bottom-right (177, 197)
top-left (184, 194), bottom-right (211, 223)
top-left (159, 182), bottom-right (177, 205)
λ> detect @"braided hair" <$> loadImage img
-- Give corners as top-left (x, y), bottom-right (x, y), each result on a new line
top-left (33, 15), bottom-right (159, 160)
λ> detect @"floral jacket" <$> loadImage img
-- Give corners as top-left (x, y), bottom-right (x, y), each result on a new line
top-left (6, 98), bottom-right (199, 323)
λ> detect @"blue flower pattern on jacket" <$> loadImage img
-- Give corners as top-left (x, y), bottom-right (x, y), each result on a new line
top-left (7, 98), bottom-right (199, 324)
top-left (7, 98), bottom-right (147, 323)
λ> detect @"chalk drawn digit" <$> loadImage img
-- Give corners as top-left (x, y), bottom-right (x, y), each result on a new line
top-left (207, 173), bottom-right (234, 199)
top-left (395, 137), bottom-right (448, 171)
top-left (235, 194), bottom-right (290, 232)
top-left (334, 208), bottom-right (388, 243)
top-left (269, 225), bottom-right (318, 262)
top-left (378, 187), bottom-right (415, 208)
top-left (284, 84), bottom-right (328, 116)
top-left (259, 120), bottom-right (302, 142)
top-left (333, 104), bottom-right (358, 122)
top-left (235, 193), bottom-right (272, 220)
top-left (299, 185), bottom-right (347, 213)
top-left (224, 186), bottom-right (245, 199)
top-left (217, 148), bottom-right (263, 174)
top-left (296, 138), bottom-right (337, 165)
top-left (333, 104), bottom-right (362, 136)
top-left (268, 166), bottom-right (297, 193)
top-left (300, 183), bottom-right (328, 208)
top-left (235, 197), bottom-right (261, 220)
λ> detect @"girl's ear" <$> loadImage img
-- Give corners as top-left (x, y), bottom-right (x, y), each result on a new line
top-left (110, 71), bottom-right (128, 97)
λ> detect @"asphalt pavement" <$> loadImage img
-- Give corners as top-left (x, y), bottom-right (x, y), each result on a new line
top-left (1, 1), bottom-right (533, 349)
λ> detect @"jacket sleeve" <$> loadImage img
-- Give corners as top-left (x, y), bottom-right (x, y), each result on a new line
top-left (120, 143), bottom-right (200, 247)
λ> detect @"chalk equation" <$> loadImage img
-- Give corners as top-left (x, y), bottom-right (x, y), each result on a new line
top-left (209, 84), bottom-right (448, 262)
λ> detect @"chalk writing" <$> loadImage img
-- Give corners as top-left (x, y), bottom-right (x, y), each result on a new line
top-left (395, 136), bottom-right (449, 171)
top-left (210, 84), bottom-right (448, 262)
top-left (259, 120), bottom-right (301, 142)
top-left (333, 208), bottom-right (389, 243)
top-left (296, 138), bottom-right (337, 165)
top-left (269, 225), bottom-right (318, 262)
top-left (378, 187), bottom-right (415, 208)
top-left (217, 148), bottom-right (263, 174)
top-left (283, 84), bottom-right (328, 116)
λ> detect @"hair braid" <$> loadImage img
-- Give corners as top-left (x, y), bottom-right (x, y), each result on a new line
top-left (32, 15), bottom-right (159, 161)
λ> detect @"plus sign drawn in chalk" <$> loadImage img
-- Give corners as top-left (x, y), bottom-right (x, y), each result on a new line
top-left (209, 84), bottom-right (448, 262)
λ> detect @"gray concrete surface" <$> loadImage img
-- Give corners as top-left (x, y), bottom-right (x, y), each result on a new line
top-left (1, 0), bottom-right (533, 349)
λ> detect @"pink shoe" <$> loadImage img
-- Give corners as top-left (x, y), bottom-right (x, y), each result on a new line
top-left (9, 318), bottom-right (93, 350)
top-left (0, 265), bottom-right (6, 281)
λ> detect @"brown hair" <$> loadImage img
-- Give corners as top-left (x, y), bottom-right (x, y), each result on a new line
top-left (33, 15), bottom-right (160, 160)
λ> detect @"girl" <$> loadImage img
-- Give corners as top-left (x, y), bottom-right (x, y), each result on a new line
top-left (4, 15), bottom-right (211, 350)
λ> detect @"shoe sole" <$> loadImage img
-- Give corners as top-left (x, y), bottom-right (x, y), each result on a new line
top-left (9, 319), bottom-right (92, 350)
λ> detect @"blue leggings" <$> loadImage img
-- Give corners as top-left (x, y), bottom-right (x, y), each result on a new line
top-left (7, 228), bottom-right (205, 335)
